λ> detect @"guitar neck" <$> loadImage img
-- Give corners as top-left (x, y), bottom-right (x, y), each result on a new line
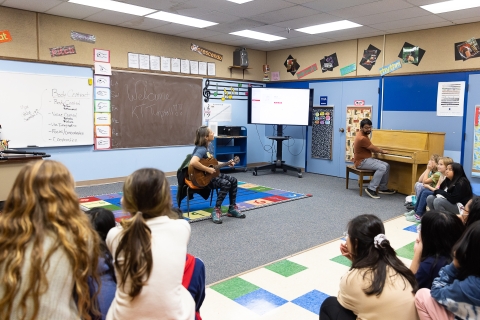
top-left (214, 161), bottom-right (231, 170)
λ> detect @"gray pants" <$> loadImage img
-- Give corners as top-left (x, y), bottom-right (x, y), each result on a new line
top-left (426, 195), bottom-right (460, 214)
top-left (357, 158), bottom-right (390, 191)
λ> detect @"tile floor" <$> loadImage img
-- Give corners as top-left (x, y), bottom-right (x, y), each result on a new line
top-left (200, 216), bottom-right (419, 320)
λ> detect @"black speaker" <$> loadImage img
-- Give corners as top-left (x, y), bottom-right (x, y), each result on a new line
top-left (233, 48), bottom-right (248, 67)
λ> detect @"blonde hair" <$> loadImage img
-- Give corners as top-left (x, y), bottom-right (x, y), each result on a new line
top-left (116, 168), bottom-right (177, 299)
top-left (439, 156), bottom-right (454, 167)
top-left (0, 160), bottom-right (100, 320)
top-left (430, 154), bottom-right (440, 172)
top-left (194, 126), bottom-right (210, 147)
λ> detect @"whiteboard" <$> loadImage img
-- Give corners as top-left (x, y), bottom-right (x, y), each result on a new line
top-left (0, 71), bottom-right (94, 148)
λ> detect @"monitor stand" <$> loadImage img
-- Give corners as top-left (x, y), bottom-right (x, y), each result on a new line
top-left (253, 125), bottom-right (303, 178)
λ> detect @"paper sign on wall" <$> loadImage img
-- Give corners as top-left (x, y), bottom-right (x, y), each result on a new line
top-left (437, 82), bottom-right (465, 117)
top-left (94, 49), bottom-right (110, 63)
top-left (0, 30), bottom-right (12, 43)
top-left (95, 138), bottom-right (111, 149)
top-left (94, 62), bottom-right (112, 75)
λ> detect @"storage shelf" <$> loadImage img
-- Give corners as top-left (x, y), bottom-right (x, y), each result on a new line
top-left (214, 127), bottom-right (247, 171)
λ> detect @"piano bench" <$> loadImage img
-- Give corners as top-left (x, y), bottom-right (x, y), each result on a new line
top-left (346, 165), bottom-right (375, 196)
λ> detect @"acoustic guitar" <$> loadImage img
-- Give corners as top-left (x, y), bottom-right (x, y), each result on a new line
top-left (188, 156), bottom-right (240, 188)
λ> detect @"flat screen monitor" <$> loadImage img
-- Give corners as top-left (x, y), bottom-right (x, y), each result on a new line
top-left (248, 87), bottom-right (313, 126)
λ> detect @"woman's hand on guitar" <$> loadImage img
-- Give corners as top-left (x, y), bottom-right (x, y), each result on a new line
top-left (228, 159), bottom-right (235, 167)
top-left (206, 167), bottom-right (216, 174)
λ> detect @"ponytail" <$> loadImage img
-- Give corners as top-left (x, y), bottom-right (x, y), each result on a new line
top-left (115, 212), bottom-right (153, 299)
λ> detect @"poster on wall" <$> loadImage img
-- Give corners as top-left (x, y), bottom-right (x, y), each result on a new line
top-left (359, 44), bottom-right (381, 71)
top-left (472, 106), bottom-right (480, 177)
top-left (203, 103), bottom-right (232, 122)
top-left (455, 37), bottom-right (480, 61)
top-left (436, 81), bottom-right (465, 117)
top-left (284, 55), bottom-right (300, 75)
top-left (311, 107), bottom-right (334, 159)
top-left (345, 106), bottom-right (372, 161)
top-left (397, 42), bottom-right (425, 66)
top-left (320, 53), bottom-right (339, 73)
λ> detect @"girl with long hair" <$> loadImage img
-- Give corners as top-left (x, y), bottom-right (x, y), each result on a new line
top-left (460, 196), bottom-right (480, 228)
top-left (86, 208), bottom-right (117, 320)
top-left (409, 211), bottom-right (465, 289)
top-left (415, 221), bottom-right (480, 319)
top-left (0, 160), bottom-right (101, 320)
top-left (426, 163), bottom-right (472, 215)
top-left (406, 156), bottom-right (453, 222)
top-left (106, 168), bottom-right (196, 320)
top-left (320, 214), bottom-right (419, 320)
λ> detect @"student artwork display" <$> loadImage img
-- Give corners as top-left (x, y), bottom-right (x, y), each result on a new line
top-left (473, 106), bottom-right (480, 176)
top-left (359, 44), bottom-right (381, 71)
top-left (296, 63), bottom-right (318, 79)
top-left (284, 55), bottom-right (300, 76)
top-left (320, 53), bottom-right (339, 73)
top-left (202, 79), bottom-right (263, 102)
top-left (94, 53), bottom-right (112, 150)
top-left (345, 106), bottom-right (372, 161)
top-left (311, 107), bottom-right (334, 160)
top-left (455, 37), bottom-right (480, 61)
top-left (397, 42), bottom-right (425, 66)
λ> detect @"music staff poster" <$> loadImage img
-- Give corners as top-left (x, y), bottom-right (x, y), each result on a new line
top-left (345, 106), bottom-right (372, 161)
top-left (311, 107), bottom-right (334, 159)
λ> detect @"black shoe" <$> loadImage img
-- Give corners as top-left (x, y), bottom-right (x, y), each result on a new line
top-left (406, 204), bottom-right (415, 210)
top-left (404, 202), bottom-right (412, 206)
top-left (378, 189), bottom-right (396, 195)
top-left (365, 188), bottom-right (380, 199)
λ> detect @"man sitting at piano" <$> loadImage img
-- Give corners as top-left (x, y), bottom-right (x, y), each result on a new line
top-left (353, 119), bottom-right (397, 199)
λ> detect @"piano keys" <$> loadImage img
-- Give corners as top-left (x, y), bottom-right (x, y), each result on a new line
top-left (370, 130), bottom-right (445, 195)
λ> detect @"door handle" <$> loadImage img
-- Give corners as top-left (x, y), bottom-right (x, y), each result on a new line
top-left (339, 128), bottom-right (345, 133)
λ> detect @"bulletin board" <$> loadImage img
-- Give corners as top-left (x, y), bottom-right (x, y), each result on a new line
top-left (311, 107), bottom-right (334, 159)
top-left (345, 106), bottom-right (372, 162)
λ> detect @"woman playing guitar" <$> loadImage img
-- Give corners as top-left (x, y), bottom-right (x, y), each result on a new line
top-left (189, 126), bottom-right (246, 224)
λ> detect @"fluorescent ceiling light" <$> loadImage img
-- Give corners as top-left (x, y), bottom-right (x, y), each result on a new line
top-left (226, 0), bottom-right (254, 3)
top-left (146, 11), bottom-right (218, 28)
top-left (296, 20), bottom-right (362, 34)
top-left (421, 0), bottom-right (480, 14)
top-left (68, 0), bottom-right (156, 16)
top-left (230, 30), bottom-right (285, 42)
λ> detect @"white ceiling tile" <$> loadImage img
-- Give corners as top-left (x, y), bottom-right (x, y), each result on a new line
top-left (208, 19), bottom-right (266, 34)
top-left (119, 17), bottom-right (170, 31)
top-left (194, 11), bottom-right (240, 24)
top-left (249, 5), bottom-right (320, 24)
top-left (215, 0), bottom-right (295, 18)
top-left (84, 11), bottom-right (151, 26)
top-left (196, 33), bottom-right (242, 44)
top-left (387, 21), bottom-right (454, 34)
top-left (175, 29), bottom-right (224, 40)
top-left (405, 0), bottom-right (444, 5)
top-left (273, 13), bottom-right (341, 29)
top-left (325, 26), bottom-right (385, 38)
top-left (370, 14), bottom-right (449, 31)
top-left (46, 2), bottom-right (103, 20)
top-left (2, 0), bottom-right (63, 12)
top-left (351, 7), bottom-right (434, 25)
top-left (329, 0), bottom-right (415, 19)
top-left (452, 17), bottom-right (480, 25)
top-left (302, 0), bottom-right (379, 13)
top-left (121, 0), bottom-right (186, 11)
top-left (147, 23), bottom-right (196, 35)
top-left (437, 7), bottom-right (480, 21)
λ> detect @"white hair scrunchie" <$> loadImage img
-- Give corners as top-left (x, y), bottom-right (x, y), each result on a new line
top-left (374, 234), bottom-right (388, 248)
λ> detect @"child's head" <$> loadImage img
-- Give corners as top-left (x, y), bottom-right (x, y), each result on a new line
top-left (420, 210), bottom-right (465, 261)
top-left (437, 157), bottom-right (453, 174)
top-left (122, 168), bottom-right (176, 220)
top-left (453, 220), bottom-right (480, 279)
top-left (429, 154), bottom-right (440, 172)
top-left (86, 207), bottom-right (116, 242)
top-left (464, 196), bottom-right (480, 228)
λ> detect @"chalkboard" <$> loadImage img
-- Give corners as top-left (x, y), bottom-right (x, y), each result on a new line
top-left (110, 71), bottom-right (203, 149)
top-left (0, 71), bottom-right (94, 148)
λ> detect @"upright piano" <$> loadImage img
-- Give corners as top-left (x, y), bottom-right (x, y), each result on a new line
top-left (370, 130), bottom-right (445, 195)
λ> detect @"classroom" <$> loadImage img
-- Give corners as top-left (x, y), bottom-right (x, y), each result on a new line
top-left (1, 1), bottom-right (480, 319)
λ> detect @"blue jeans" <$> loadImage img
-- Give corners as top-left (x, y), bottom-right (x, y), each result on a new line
top-left (357, 158), bottom-right (390, 191)
top-left (415, 189), bottom-right (433, 216)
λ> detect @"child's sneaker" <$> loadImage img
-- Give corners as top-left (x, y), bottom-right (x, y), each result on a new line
top-left (404, 210), bottom-right (415, 217)
top-left (406, 214), bottom-right (421, 223)
top-left (227, 205), bottom-right (246, 219)
top-left (211, 207), bottom-right (223, 224)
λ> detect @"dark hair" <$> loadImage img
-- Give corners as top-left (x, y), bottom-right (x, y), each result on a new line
top-left (86, 207), bottom-right (117, 283)
top-left (172, 207), bottom-right (184, 219)
top-left (420, 210), bottom-right (465, 266)
top-left (360, 118), bottom-right (372, 128)
top-left (465, 196), bottom-right (480, 228)
top-left (194, 126), bottom-right (210, 147)
top-left (452, 221), bottom-right (480, 280)
top-left (347, 214), bottom-right (418, 295)
top-left (448, 163), bottom-right (468, 186)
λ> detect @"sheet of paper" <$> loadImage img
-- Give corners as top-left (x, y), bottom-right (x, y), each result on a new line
top-left (171, 58), bottom-right (180, 72)
top-left (94, 87), bottom-right (111, 100)
top-left (161, 57), bottom-right (171, 72)
top-left (181, 59), bottom-right (190, 74)
top-left (94, 100), bottom-right (111, 112)
top-left (207, 62), bottom-right (216, 76)
top-left (95, 125), bottom-right (111, 137)
top-left (190, 61), bottom-right (199, 74)
top-left (94, 49), bottom-right (110, 63)
top-left (139, 54), bottom-right (150, 69)
top-left (94, 62), bottom-right (112, 75)
top-left (94, 112), bottom-right (111, 125)
top-left (94, 75), bottom-right (110, 87)
top-left (128, 52), bottom-right (139, 68)
top-left (95, 138), bottom-right (111, 149)
top-left (150, 55), bottom-right (160, 70)
top-left (199, 61), bottom-right (207, 75)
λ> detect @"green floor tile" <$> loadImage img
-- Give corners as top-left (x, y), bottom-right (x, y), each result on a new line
top-left (100, 204), bottom-right (121, 211)
top-left (249, 186), bottom-right (273, 192)
top-left (396, 241), bottom-right (415, 260)
top-left (264, 259), bottom-right (307, 277)
top-left (330, 255), bottom-right (352, 267)
top-left (210, 277), bottom-right (259, 300)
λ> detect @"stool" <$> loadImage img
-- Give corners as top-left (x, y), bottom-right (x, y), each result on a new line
top-left (346, 165), bottom-right (375, 196)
